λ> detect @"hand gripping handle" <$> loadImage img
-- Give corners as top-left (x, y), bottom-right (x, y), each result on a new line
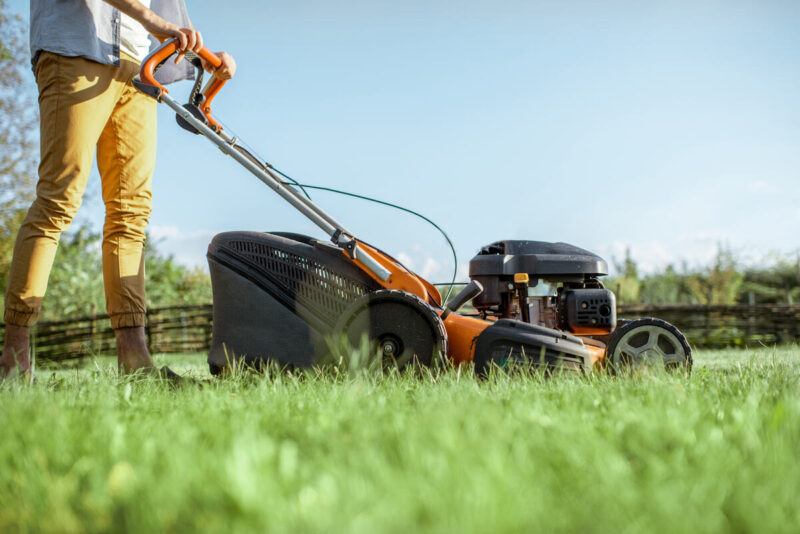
top-left (136, 38), bottom-right (226, 130)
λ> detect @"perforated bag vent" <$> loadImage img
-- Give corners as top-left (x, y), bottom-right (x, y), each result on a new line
top-left (225, 239), bottom-right (375, 328)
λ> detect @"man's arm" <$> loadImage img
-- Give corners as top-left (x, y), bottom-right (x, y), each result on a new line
top-left (102, 0), bottom-right (202, 56)
top-left (101, 0), bottom-right (236, 79)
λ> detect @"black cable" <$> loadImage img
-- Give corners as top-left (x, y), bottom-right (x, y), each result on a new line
top-left (266, 167), bottom-right (459, 303)
top-left (198, 97), bottom-right (456, 296)
top-left (230, 144), bottom-right (314, 200)
top-left (214, 127), bottom-right (459, 302)
top-left (272, 171), bottom-right (313, 202)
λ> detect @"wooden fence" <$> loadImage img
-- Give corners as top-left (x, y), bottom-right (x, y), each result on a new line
top-left (0, 303), bottom-right (798, 363)
top-left (0, 305), bottom-right (212, 362)
top-left (619, 304), bottom-right (800, 349)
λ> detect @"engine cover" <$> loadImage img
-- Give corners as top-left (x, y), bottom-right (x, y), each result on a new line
top-left (559, 288), bottom-right (616, 334)
top-left (469, 239), bottom-right (608, 309)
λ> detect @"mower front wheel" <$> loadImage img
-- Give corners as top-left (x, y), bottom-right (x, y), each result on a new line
top-left (335, 290), bottom-right (448, 369)
top-left (605, 317), bottom-right (692, 374)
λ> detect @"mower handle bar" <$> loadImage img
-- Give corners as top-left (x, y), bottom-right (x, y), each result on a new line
top-left (136, 38), bottom-right (226, 130)
top-left (135, 40), bottom-right (396, 284)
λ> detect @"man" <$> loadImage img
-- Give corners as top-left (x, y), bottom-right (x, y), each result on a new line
top-left (0, 0), bottom-right (236, 379)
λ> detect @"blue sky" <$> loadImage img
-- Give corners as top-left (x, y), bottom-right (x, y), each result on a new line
top-left (8, 0), bottom-right (800, 280)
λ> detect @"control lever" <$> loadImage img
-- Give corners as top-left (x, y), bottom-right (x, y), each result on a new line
top-left (441, 280), bottom-right (483, 320)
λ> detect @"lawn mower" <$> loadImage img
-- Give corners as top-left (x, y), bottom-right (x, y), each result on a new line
top-left (135, 40), bottom-right (692, 376)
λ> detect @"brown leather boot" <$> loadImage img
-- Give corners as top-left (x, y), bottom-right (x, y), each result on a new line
top-left (115, 326), bottom-right (154, 373)
top-left (1, 324), bottom-right (31, 380)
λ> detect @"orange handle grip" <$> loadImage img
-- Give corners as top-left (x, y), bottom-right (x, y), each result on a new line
top-left (200, 76), bottom-right (226, 131)
top-left (138, 38), bottom-right (226, 130)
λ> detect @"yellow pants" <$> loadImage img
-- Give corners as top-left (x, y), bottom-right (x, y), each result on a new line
top-left (4, 52), bottom-right (156, 329)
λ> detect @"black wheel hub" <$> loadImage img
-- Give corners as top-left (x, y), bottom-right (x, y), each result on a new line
top-left (379, 335), bottom-right (402, 359)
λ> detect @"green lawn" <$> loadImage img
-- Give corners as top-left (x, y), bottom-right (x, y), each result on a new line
top-left (1, 347), bottom-right (799, 533)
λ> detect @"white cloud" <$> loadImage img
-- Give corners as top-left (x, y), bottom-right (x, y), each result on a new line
top-left (747, 179), bottom-right (772, 193)
top-left (419, 257), bottom-right (442, 280)
top-left (395, 252), bottom-right (415, 270)
top-left (150, 229), bottom-right (457, 282)
top-left (150, 226), bottom-right (799, 284)
top-left (148, 225), bottom-right (183, 240)
top-left (396, 250), bottom-right (452, 282)
top-left (596, 237), bottom-right (716, 275)
top-left (593, 231), bottom-right (794, 276)
top-left (148, 225), bottom-right (217, 269)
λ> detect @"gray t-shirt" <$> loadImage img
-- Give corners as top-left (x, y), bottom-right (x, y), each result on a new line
top-left (29, 0), bottom-right (194, 84)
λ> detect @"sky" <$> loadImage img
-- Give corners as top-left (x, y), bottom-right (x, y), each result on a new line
top-left (7, 0), bottom-right (800, 281)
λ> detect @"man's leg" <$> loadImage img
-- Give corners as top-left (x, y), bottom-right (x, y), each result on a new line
top-left (96, 55), bottom-right (158, 373)
top-left (2, 53), bottom-right (119, 377)
top-left (0, 326), bottom-right (30, 378)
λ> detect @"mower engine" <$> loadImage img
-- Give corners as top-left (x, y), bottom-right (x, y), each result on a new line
top-left (468, 240), bottom-right (616, 335)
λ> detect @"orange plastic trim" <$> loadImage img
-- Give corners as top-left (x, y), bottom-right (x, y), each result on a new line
top-left (583, 344), bottom-right (606, 368)
top-left (139, 41), bottom-right (179, 99)
top-left (443, 314), bottom-right (608, 367)
top-left (569, 326), bottom-right (613, 336)
top-left (346, 242), bottom-right (440, 304)
top-left (201, 78), bottom-right (226, 130)
top-left (139, 39), bottom-right (225, 129)
top-left (442, 313), bottom-right (491, 364)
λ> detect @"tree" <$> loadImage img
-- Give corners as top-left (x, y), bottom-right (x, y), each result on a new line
top-left (144, 240), bottom-right (212, 309)
top-left (0, 0), bottom-right (38, 299)
top-left (684, 246), bottom-right (743, 305)
top-left (740, 253), bottom-right (800, 305)
top-left (638, 264), bottom-right (695, 305)
top-left (607, 247), bottom-right (640, 305)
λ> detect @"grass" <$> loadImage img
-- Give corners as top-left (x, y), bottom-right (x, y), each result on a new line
top-left (1, 347), bottom-right (799, 533)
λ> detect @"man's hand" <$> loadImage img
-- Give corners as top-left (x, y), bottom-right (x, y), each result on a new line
top-left (150, 26), bottom-right (204, 65)
top-left (201, 52), bottom-right (237, 80)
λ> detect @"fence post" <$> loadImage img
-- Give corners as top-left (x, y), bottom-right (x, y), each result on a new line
top-left (746, 291), bottom-right (755, 341)
top-left (206, 306), bottom-right (213, 351)
top-left (90, 302), bottom-right (97, 352)
top-left (180, 310), bottom-right (187, 352)
top-left (30, 323), bottom-right (37, 372)
top-left (145, 309), bottom-right (153, 354)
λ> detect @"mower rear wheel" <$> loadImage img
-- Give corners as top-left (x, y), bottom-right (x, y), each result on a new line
top-left (336, 290), bottom-right (448, 369)
top-left (605, 317), bottom-right (692, 374)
